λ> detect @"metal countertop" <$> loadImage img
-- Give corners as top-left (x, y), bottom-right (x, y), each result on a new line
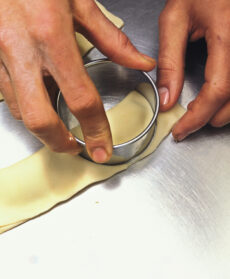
top-left (0, 0), bottom-right (230, 278)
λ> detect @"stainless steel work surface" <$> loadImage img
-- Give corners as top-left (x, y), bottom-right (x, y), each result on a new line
top-left (0, 0), bottom-right (230, 278)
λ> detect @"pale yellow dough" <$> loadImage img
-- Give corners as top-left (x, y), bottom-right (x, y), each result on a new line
top-left (73, 90), bottom-right (153, 145)
top-left (0, 3), bottom-right (185, 234)
top-left (0, 93), bottom-right (3, 102)
top-left (0, 96), bottom-right (184, 233)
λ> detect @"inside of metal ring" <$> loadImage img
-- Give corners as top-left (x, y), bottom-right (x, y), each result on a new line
top-left (57, 59), bottom-right (159, 164)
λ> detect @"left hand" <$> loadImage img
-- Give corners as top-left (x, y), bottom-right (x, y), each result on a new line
top-left (157, 0), bottom-right (230, 141)
top-left (0, 0), bottom-right (155, 163)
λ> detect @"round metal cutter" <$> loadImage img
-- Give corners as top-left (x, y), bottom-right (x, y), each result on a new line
top-left (57, 59), bottom-right (159, 165)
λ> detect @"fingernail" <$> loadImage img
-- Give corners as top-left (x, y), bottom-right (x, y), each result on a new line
top-left (158, 87), bottom-right (169, 105)
top-left (92, 147), bottom-right (108, 163)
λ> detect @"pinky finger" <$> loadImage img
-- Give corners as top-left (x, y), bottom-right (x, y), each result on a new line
top-left (0, 63), bottom-right (21, 120)
top-left (210, 100), bottom-right (230, 127)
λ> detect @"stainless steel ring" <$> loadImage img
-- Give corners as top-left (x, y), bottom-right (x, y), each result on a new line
top-left (57, 59), bottom-right (159, 165)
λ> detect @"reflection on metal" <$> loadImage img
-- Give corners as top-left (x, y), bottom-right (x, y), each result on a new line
top-left (0, 0), bottom-right (230, 278)
top-left (58, 59), bottom-right (159, 164)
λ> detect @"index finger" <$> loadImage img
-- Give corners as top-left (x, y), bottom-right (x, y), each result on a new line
top-left (45, 32), bottom-right (113, 163)
top-left (8, 61), bottom-right (81, 155)
top-left (173, 36), bottom-right (230, 141)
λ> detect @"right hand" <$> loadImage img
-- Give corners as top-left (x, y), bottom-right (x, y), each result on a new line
top-left (157, 0), bottom-right (230, 142)
top-left (0, 0), bottom-right (156, 163)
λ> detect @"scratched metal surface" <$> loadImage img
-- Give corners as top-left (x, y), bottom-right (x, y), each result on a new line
top-left (0, 0), bottom-right (230, 278)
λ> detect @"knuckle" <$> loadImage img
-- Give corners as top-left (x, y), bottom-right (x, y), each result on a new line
top-left (210, 15), bottom-right (230, 44)
top-left (0, 29), bottom-right (16, 50)
top-left (211, 30), bottom-right (230, 47)
top-left (86, 129), bottom-right (110, 144)
top-left (69, 91), bottom-right (100, 117)
top-left (208, 82), bottom-right (230, 102)
top-left (24, 113), bottom-right (57, 135)
top-left (32, 13), bottom-right (59, 42)
top-left (117, 31), bottom-right (130, 51)
top-left (35, 25), bottom-right (57, 43)
top-left (158, 56), bottom-right (180, 72)
top-left (109, 30), bottom-right (133, 61)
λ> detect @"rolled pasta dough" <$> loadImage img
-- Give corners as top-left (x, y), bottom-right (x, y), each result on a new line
top-left (0, 4), bottom-right (185, 233)
top-left (0, 94), bottom-right (184, 233)
top-left (0, 90), bottom-right (153, 226)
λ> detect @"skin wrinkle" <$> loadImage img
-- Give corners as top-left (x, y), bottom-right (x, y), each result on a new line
top-left (0, 0), bottom-right (155, 161)
top-left (0, 0), bottom-right (229, 146)
top-left (0, 0), bottom-right (228, 156)
top-left (0, 0), bottom-right (228, 159)
top-left (158, 0), bottom-right (230, 140)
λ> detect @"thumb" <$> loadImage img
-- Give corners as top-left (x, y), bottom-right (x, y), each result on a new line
top-left (74, 1), bottom-right (156, 72)
top-left (157, 9), bottom-right (188, 111)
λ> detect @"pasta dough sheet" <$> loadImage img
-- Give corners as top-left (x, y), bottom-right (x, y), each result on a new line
top-left (0, 3), bottom-right (186, 233)
top-left (0, 89), bottom-right (152, 226)
top-left (0, 95), bottom-right (185, 233)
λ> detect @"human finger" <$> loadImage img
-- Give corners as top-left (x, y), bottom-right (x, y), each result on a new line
top-left (157, 7), bottom-right (189, 111)
top-left (0, 62), bottom-right (21, 119)
top-left (73, 0), bottom-right (156, 72)
top-left (7, 55), bottom-right (81, 155)
top-left (45, 32), bottom-right (113, 163)
top-left (210, 100), bottom-right (230, 127)
top-left (173, 39), bottom-right (230, 141)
